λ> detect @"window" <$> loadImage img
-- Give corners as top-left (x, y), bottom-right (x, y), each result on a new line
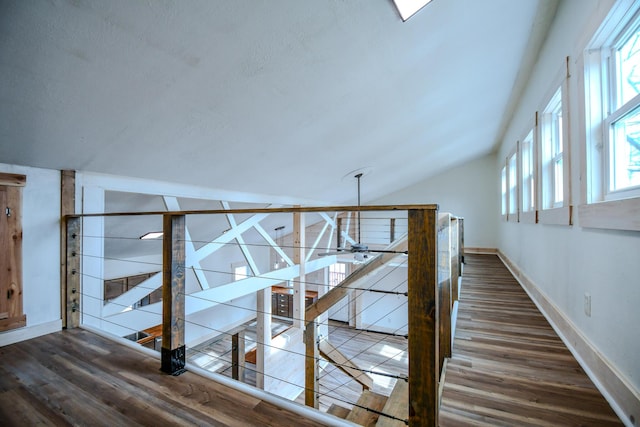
top-left (500, 165), bottom-right (507, 219)
top-left (329, 263), bottom-right (346, 287)
top-left (234, 265), bottom-right (248, 281)
top-left (582, 2), bottom-right (640, 231)
top-left (538, 64), bottom-right (571, 226)
top-left (520, 127), bottom-right (537, 222)
top-left (607, 20), bottom-right (640, 194)
top-left (507, 148), bottom-right (519, 221)
top-left (541, 87), bottom-right (565, 209)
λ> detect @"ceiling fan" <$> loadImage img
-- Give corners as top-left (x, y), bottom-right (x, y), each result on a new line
top-left (318, 172), bottom-right (406, 262)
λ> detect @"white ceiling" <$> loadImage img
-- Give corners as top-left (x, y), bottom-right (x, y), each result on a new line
top-left (0, 0), bottom-right (558, 205)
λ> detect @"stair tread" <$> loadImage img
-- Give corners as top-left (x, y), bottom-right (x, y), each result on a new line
top-left (327, 403), bottom-right (351, 419)
top-left (376, 379), bottom-right (408, 427)
top-left (346, 390), bottom-right (388, 426)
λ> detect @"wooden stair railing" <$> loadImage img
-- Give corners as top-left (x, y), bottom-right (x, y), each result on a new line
top-left (376, 379), bottom-right (408, 427)
top-left (346, 390), bottom-right (388, 426)
top-left (318, 339), bottom-right (374, 390)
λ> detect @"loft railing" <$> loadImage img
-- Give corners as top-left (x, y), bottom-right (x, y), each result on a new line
top-left (63, 204), bottom-right (463, 427)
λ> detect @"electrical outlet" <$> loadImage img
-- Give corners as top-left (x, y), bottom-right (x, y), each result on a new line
top-left (584, 293), bottom-right (591, 317)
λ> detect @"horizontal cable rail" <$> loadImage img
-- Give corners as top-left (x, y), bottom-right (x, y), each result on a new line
top-left (65, 205), bottom-right (461, 426)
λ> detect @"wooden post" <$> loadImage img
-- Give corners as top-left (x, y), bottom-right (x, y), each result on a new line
top-left (65, 216), bottom-right (81, 328)
top-left (459, 218), bottom-right (464, 266)
top-left (450, 218), bottom-right (460, 304)
top-left (232, 331), bottom-right (246, 382)
top-left (408, 208), bottom-right (438, 427)
top-left (438, 214), bottom-right (452, 366)
top-left (0, 173), bottom-right (27, 332)
top-left (60, 170), bottom-right (75, 329)
top-left (304, 320), bottom-right (319, 408)
top-left (390, 217), bottom-right (396, 243)
top-left (161, 214), bottom-right (186, 376)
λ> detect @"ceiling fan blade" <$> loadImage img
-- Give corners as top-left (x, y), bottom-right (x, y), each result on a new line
top-left (318, 251), bottom-right (344, 256)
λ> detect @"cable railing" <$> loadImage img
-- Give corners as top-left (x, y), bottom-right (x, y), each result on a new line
top-left (63, 204), bottom-right (463, 427)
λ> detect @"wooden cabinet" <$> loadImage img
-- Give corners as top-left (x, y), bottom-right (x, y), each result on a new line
top-left (271, 286), bottom-right (318, 318)
top-left (104, 272), bottom-right (160, 306)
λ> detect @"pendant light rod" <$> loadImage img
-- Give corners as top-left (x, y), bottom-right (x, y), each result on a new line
top-left (355, 173), bottom-right (363, 244)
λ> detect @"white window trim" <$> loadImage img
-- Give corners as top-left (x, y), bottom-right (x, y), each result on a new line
top-left (507, 145), bottom-right (519, 223)
top-left (580, 0), bottom-right (640, 231)
top-left (519, 116), bottom-right (539, 224)
top-left (538, 59), bottom-right (572, 226)
top-left (501, 165), bottom-right (508, 221)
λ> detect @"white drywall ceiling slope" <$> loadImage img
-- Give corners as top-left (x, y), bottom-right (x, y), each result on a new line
top-left (0, 0), bottom-right (556, 204)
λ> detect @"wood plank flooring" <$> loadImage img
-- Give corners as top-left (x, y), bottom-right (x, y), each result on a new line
top-left (439, 253), bottom-right (622, 426)
top-left (0, 328), bottom-right (328, 426)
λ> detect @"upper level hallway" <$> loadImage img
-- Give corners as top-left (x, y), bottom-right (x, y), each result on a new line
top-left (439, 254), bottom-right (622, 426)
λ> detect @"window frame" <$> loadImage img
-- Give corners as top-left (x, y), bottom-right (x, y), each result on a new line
top-left (519, 117), bottom-right (538, 224)
top-left (538, 61), bottom-right (572, 225)
top-left (506, 145), bottom-right (519, 223)
top-left (500, 165), bottom-right (508, 221)
top-left (581, 0), bottom-right (640, 231)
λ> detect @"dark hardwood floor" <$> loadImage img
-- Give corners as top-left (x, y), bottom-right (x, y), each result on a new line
top-left (0, 328), bottom-right (328, 426)
top-left (0, 253), bottom-right (624, 426)
top-left (439, 253), bottom-right (622, 426)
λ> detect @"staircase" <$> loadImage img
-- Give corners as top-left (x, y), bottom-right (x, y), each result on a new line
top-left (327, 379), bottom-right (408, 427)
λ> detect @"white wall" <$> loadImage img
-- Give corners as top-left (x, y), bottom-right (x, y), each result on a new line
top-left (496, 0), bottom-right (639, 422)
top-left (374, 153), bottom-right (498, 249)
top-left (0, 163), bottom-right (62, 345)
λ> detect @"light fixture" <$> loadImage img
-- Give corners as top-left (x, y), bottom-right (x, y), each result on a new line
top-left (139, 231), bottom-right (163, 240)
top-left (392, 0), bottom-right (432, 21)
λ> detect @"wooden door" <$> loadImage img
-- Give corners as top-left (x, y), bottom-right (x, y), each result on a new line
top-left (0, 173), bottom-right (26, 332)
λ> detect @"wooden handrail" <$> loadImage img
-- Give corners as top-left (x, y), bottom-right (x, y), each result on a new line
top-left (64, 204), bottom-right (438, 218)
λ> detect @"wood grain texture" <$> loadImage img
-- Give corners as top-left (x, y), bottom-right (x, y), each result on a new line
top-left (0, 328), bottom-right (329, 426)
top-left (408, 209), bottom-right (439, 426)
top-left (0, 184), bottom-right (26, 332)
top-left (439, 254), bottom-right (622, 427)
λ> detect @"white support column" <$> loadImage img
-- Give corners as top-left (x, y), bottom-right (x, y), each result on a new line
top-left (222, 201), bottom-right (260, 276)
top-left (318, 267), bottom-right (329, 340)
top-left (255, 288), bottom-right (271, 389)
top-left (293, 210), bottom-right (305, 329)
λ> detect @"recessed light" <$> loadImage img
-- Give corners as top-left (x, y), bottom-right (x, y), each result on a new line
top-left (139, 231), bottom-right (163, 240)
top-left (392, 0), bottom-right (432, 21)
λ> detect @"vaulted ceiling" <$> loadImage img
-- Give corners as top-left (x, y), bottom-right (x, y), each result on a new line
top-left (0, 0), bottom-right (558, 204)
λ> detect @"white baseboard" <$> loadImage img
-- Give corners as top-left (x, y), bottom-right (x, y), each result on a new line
top-left (463, 247), bottom-right (497, 254)
top-left (497, 250), bottom-right (639, 427)
top-left (0, 319), bottom-right (62, 347)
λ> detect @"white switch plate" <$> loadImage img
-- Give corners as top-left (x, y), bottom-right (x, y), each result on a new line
top-left (584, 293), bottom-right (591, 317)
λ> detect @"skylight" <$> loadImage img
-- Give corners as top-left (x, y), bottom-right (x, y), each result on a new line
top-left (392, 0), bottom-right (432, 21)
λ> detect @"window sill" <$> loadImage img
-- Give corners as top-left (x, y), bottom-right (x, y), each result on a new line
top-left (507, 212), bottom-right (519, 223)
top-left (538, 206), bottom-right (572, 225)
top-left (578, 197), bottom-right (640, 231)
top-left (519, 210), bottom-right (537, 224)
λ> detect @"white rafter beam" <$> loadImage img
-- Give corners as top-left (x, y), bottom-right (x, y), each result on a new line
top-left (221, 201), bottom-right (260, 276)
